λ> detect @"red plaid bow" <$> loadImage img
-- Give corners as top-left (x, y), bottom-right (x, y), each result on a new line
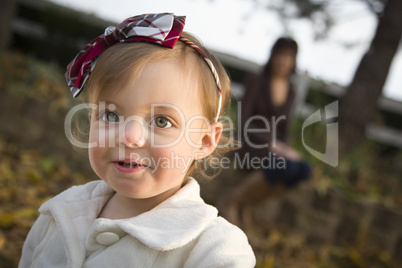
top-left (65, 13), bottom-right (186, 97)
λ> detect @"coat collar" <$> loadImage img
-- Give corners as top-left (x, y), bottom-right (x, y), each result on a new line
top-left (39, 178), bottom-right (218, 251)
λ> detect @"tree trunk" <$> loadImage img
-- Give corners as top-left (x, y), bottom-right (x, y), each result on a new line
top-left (338, 0), bottom-right (402, 155)
top-left (0, 0), bottom-right (17, 50)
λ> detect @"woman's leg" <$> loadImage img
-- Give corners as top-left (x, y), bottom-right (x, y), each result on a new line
top-left (217, 170), bottom-right (284, 227)
top-left (279, 159), bottom-right (311, 188)
top-left (218, 159), bottom-right (311, 227)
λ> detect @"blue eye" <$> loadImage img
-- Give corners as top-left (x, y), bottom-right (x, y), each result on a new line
top-left (100, 111), bottom-right (120, 122)
top-left (151, 116), bottom-right (172, 128)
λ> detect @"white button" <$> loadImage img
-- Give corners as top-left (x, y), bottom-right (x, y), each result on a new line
top-left (96, 232), bottom-right (120, 246)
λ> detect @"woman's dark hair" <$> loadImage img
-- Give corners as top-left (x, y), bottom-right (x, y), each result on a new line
top-left (263, 37), bottom-right (298, 75)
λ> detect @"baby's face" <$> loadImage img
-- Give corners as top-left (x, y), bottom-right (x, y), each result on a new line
top-left (88, 60), bottom-right (209, 201)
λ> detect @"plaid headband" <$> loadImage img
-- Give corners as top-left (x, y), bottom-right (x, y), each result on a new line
top-left (65, 13), bottom-right (222, 122)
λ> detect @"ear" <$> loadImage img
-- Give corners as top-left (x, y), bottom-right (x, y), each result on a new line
top-left (195, 122), bottom-right (223, 160)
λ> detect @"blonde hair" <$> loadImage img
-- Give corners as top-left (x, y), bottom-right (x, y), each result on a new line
top-left (85, 32), bottom-right (234, 179)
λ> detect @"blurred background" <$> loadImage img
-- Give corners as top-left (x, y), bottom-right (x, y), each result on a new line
top-left (0, 0), bottom-right (401, 267)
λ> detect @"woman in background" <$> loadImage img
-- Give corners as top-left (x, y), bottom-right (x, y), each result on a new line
top-left (219, 37), bottom-right (311, 227)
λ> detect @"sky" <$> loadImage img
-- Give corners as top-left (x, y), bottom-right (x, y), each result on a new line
top-left (49, 0), bottom-right (402, 102)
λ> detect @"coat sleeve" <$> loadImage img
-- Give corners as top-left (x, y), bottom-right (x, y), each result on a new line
top-left (183, 217), bottom-right (256, 268)
top-left (18, 214), bottom-right (52, 268)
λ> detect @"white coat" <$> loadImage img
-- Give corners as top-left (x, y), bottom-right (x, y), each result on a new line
top-left (19, 178), bottom-right (256, 267)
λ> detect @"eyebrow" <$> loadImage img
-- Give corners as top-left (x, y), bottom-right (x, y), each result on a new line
top-left (97, 101), bottom-right (182, 118)
top-left (95, 101), bottom-right (123, 112)
top-left (150, 105), bottom-right (180, 113)
top-left (150, 104), bottom-right (184, 121)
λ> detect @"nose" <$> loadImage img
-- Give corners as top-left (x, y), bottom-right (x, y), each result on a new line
top-left (118, 115), bottom-right (148, 148)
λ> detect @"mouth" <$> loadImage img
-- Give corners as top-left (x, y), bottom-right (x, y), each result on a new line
top-left (116, 161), bottom-right (143, 168)
top-left (113, 160), bottom-right (148, 172)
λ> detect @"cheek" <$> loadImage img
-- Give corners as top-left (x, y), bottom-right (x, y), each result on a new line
top-left (150, 143), bottom-right (196, 173)
top-left (88, 145), bottom-right (104, 176)
top-left (89, 124), bottom-right (100, 143)
top-left (282, 55), bottom-right (295, 68)
top-left (184, 132), bottom-right (203, 150)
top-left (185, 120), bottom-right (207, 149)
top-left (285, 58), bottom-right (295, 69)
top-left (88, 125), bottom-right (111, 172)
top-left (150, 130), bottom-right (183, 147)
top-left (89, 124), bottom-right (118, 147)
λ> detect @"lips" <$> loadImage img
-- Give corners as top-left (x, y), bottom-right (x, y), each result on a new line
top-left (117, 161), bottom-right (141, 168)
top-left (113, 160), bottom-right (148, 173)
